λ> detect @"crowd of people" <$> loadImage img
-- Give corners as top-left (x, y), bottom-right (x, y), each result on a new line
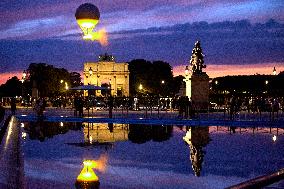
top-left (0, 95), bottom-right (283, 120)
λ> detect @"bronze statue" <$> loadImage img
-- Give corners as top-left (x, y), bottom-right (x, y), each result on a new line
top-left (190, 41), bottom-right (206, 74)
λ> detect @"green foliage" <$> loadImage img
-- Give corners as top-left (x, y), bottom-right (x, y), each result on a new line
top-left (26, 63), bottom-right (82, 97)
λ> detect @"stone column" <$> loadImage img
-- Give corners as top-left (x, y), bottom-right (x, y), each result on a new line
top-left (184, 75), bottom-right (191, 99)
top-left (191, 72), bottom-right (209, 110)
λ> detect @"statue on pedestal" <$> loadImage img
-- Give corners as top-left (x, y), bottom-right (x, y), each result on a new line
top-left (190, 41), bottom-right (206, 74)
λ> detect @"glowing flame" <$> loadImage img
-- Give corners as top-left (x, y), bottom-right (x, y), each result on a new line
top-left (97, 28), bottom-right (108, 46)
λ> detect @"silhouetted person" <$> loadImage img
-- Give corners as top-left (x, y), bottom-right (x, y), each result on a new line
top-left (78, 97), bottom-right (84, 117)
top-left (108, 96), bottom-right (113, 118)
top-left (10, 97), bottom-right (16, 115)
top-left (74, 96), bottom-right (79, 116)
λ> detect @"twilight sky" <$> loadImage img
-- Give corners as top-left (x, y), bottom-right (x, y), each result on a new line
top-left (0, 0), bottom-right (284, 84)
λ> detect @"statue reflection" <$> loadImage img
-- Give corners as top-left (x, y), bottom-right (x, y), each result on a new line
top-left (183, 126), bottom-right (210, 177)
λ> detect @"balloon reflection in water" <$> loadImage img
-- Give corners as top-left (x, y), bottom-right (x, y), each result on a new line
top-left (75, 154), bottom-right (108, 189)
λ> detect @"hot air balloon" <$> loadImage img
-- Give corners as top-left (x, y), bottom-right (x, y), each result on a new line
top-left (75, 3), bottom-right (107, 45)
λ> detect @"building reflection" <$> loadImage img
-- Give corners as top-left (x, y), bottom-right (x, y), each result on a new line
top-left (83, 123), bottom-right (129, 145)
top-left (183, 126), bottom-right (210, 177)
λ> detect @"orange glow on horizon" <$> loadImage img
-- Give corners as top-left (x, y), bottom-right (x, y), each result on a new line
top-left (1, 63), bottom-right (283, 85)
top-left (173, 63), bottom-right (284, 78)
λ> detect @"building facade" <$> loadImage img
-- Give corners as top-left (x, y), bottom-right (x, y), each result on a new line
top-left (83, 54), bottom-right (130, 96)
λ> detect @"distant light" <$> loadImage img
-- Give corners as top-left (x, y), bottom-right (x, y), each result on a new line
top-left (265, 80), bottom-right (269, 85)
top-left (60, 122), bottom-right (64, 127)
top-left (60, 80), bottom-right (64, 83)
top-left (215, 80), bottom-right (218, 85)
top-left (89, 136), bottom-right (93, 144)
top-left (139, 84), bottom-right (143, 90)
top-left (22, 132), bottom-right (27, 139)
top-left (272, 135), bottom-right (277, 142)
top-left (21, 115), bottom-right (27, 117)
top-left (161, 80), bottom-right (165, 84)
top-left (21, 123), bottom-right (25, 128)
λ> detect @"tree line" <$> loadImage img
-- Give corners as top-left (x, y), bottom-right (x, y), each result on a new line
top-left (0, 60), bottom-right (184, 97)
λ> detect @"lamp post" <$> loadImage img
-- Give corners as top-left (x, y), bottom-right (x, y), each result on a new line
top-left (21, 70), bottom-right (27, 106)
top-left (84, 67), bottom-right (93, 85)
top-left (161, 80), bottom-right (165, 97)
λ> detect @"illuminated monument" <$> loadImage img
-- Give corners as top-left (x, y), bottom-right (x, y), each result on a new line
top-left (84, 53), bottom-right (130, 96)
top-left (184, 41), bottom-right (209, 109)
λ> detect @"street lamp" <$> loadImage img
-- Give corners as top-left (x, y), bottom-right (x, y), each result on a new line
top-left (84, 67), bottom-right (93, 85)
top-left (139, 84), bottom-right (143, 91)
top-left (89, 67), bottom-right (93, 76)
top-left (185, 66), bottom-right (189, 76)
top-left (161, 80), bottom-right (165, 84)
top-left (65, 82), bottom-right (69, 90)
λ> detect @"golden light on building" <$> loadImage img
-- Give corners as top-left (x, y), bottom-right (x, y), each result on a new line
top-left (84, 54), bottom-right (130, 96)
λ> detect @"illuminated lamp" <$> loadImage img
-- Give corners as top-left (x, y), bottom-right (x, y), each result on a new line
top-left (75, 160), bottom-right (100, 189)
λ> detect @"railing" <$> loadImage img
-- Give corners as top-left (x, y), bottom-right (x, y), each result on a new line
top-left (226, 168), bottom-right (284, 189)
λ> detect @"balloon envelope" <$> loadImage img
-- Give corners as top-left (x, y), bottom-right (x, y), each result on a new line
top-left (75, 3), bottom-right (100, 20)
top-left (75, 3), bottom-right (100, 39)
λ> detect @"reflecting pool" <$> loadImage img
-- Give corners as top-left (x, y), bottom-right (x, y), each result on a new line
top-left (21, 121), bottom-right (284, 189)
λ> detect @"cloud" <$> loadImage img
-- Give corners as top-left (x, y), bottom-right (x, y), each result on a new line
top-left (0, 19), bottom-right (283, 84)
top-left (0, 0), bottom-right (283, 40)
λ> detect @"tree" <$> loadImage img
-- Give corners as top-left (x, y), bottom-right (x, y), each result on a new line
top-left (0, 76), bottom-right (22, 97)
top-left (70, 72), bottom-right (82, 88)
top-left (27, 63), bottom-right (81, 97)
top-left (128, 59), bottom-right (174, 96)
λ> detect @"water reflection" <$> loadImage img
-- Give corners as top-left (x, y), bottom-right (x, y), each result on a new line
top-left (183, 127), bottom-right (210, 177)
top-left (23, 121), bottom-right (82, 141)
top-left (83, 123), bottom-right (129, 144)
top-left (128, 124), bottom-right (173, 144)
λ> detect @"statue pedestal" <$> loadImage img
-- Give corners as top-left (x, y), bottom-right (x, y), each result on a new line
top-left (191, 72), bottom-right (209, 110)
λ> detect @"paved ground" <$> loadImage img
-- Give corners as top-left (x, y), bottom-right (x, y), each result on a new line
top-left (5, 106), bottom-right (284, 122)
